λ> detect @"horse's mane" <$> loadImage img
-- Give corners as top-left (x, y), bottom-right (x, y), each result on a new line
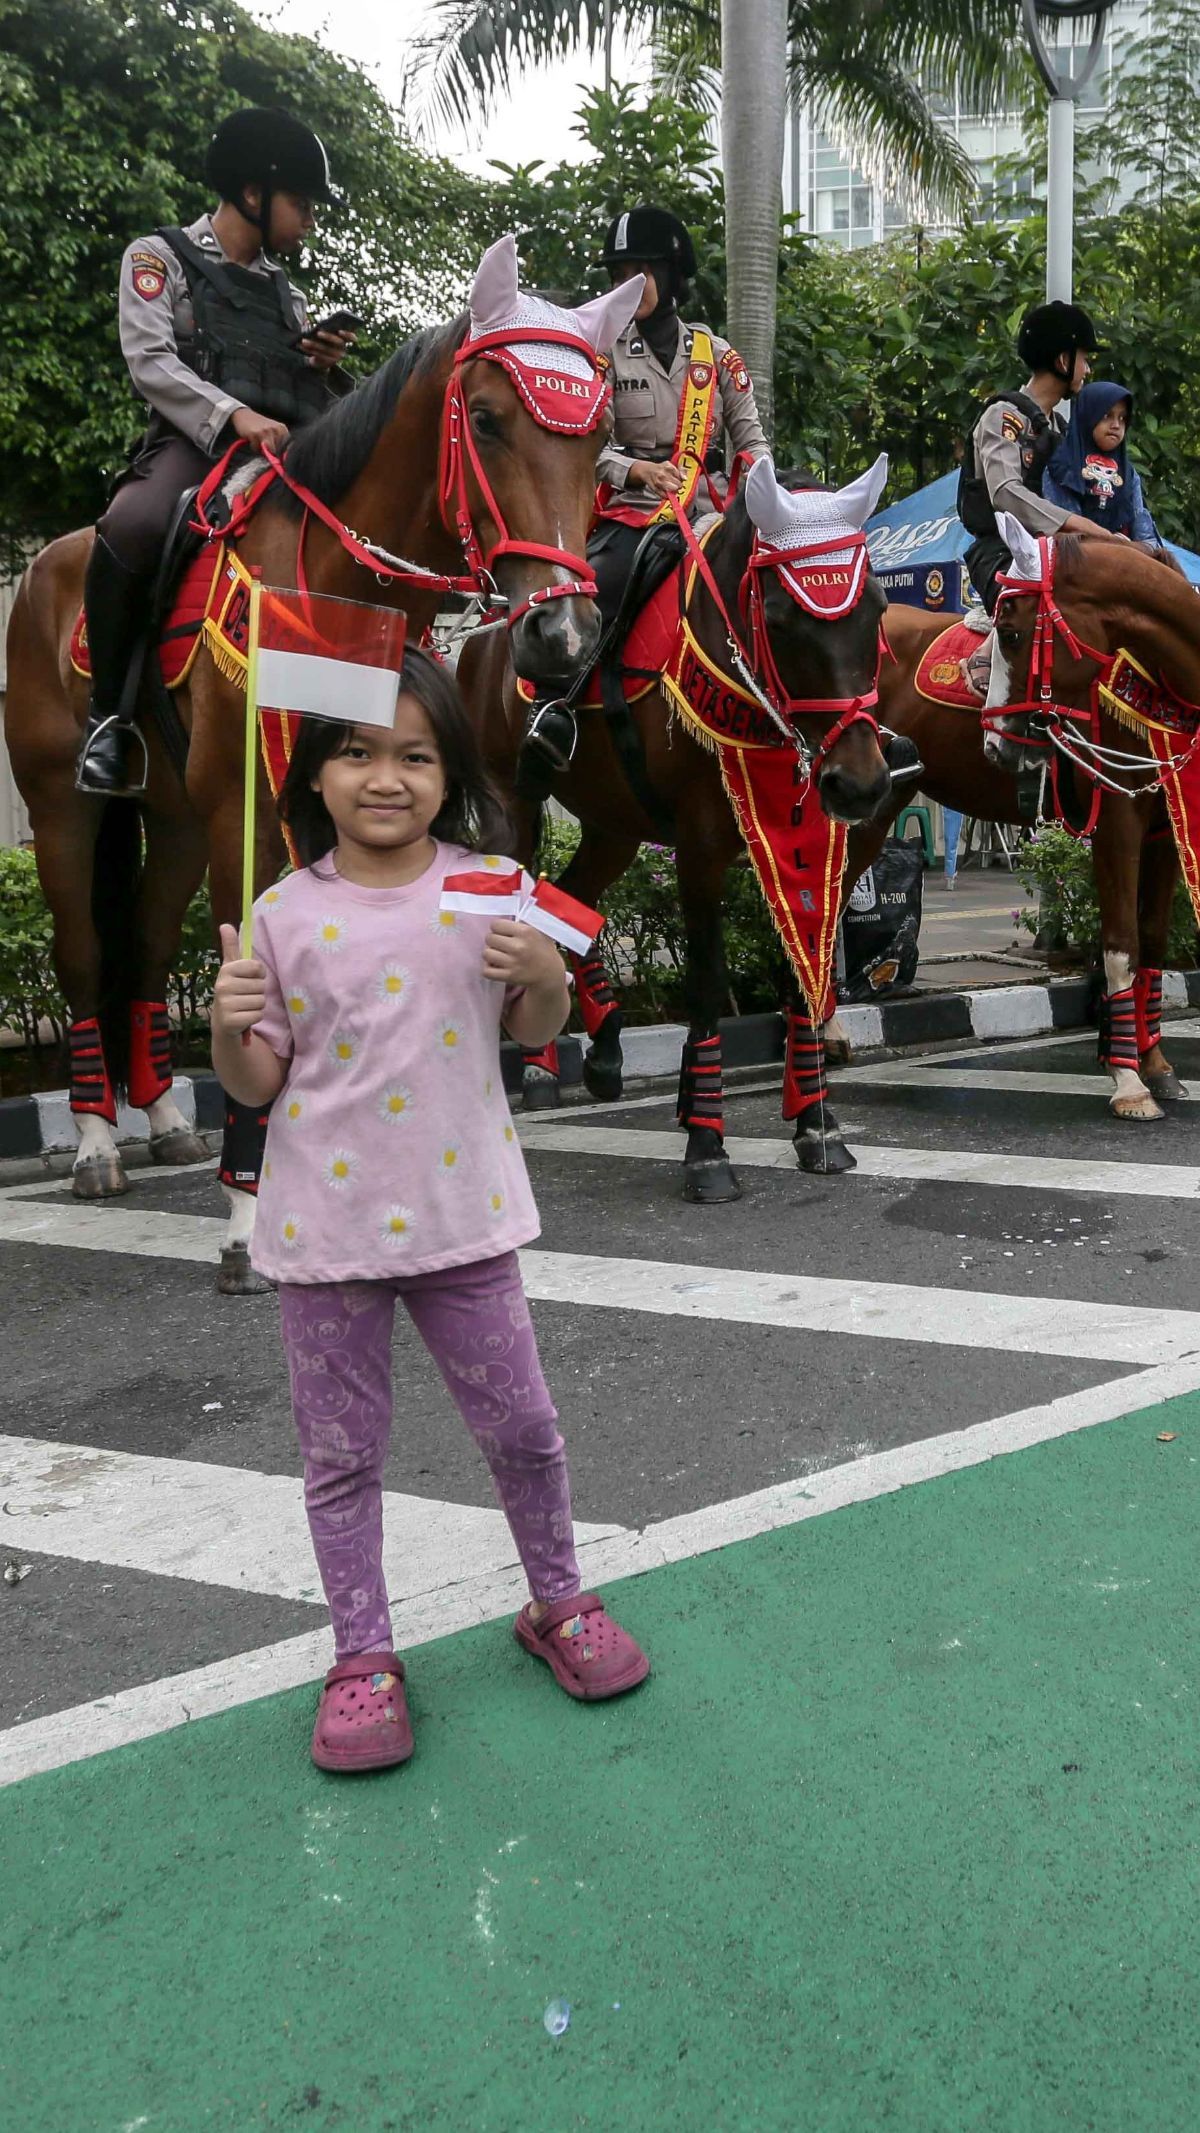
top-left (274, 314), bottom-right (468, 515)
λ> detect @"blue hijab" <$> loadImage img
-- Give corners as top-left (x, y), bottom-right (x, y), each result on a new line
top-left (1047, 379), bottom-right (1136, 532)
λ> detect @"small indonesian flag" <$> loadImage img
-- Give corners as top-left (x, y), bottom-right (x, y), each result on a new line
top-left (439, 867), bottom-right (603, 954)
top-left (440, 863), bottom-right (527, 917)
top-left (256, 586), bottom-right (406, 727)
top-left (520, 877), bottom-right (603, 955)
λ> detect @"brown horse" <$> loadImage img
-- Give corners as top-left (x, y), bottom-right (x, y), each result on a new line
top-left (459, 453), bottom-right (894, 1203)
top-left (787, 527), bottom-right (1200, 1167)
top-left (4, 237), bottom-right (641, 1280)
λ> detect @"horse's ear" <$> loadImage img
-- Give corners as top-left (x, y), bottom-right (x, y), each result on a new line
top-left (469, 234), bottom-right (520, 332)
top-left (831, 454), bottom-right (888, 530)
top-left (569, 276), bottom-right (645, 353)
top-left (743, 454), bottom-right (795, 539)
top-left (997, 512), bottom-right (1043, 584)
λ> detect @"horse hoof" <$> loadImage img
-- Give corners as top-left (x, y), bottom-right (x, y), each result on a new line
top-left (582, 1053), bottom-right (624, 1102)
top-left (72, 1154), bottom-right (129, 1199)
top-left (682, 1157), bottom-right (741, 1204)
top-left (1144, 1068), bottom-right (1188, 1103)
top-left (794, 1126), bottom-right (857, 1175)
top-left (521, 1070), bottom-right (561, 1113)
top-left (217, 1243), bottom-right (272, 1297)
top-left (1110, 1094), bottom-right (1165, 1122)
top-left (149, 1127), bottom-right (212, 1167)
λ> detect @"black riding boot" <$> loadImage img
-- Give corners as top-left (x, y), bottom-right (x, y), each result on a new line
top-left (75, 535), bottom-right (150, 798)
top-left (519, 698), bottom-right (579, 778)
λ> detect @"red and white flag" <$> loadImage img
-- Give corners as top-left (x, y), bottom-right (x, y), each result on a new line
top-left (440, 863), bottom-right (527, 917)
top-left (519, 878), bottom-right (603, 955)
top-left (256, 586), bottom-right (406, 728)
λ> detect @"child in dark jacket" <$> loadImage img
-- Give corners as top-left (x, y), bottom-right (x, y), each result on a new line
top-left (1043, 379), bottom-right (1162, 545)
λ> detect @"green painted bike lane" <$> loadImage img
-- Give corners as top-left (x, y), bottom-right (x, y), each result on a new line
top-left (5, 1393), bottom-right (1200, 2133)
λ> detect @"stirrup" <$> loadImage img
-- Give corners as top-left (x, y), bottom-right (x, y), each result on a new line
top-left (523, 700), bottom-right (578, 774)
top-left (74, 713), bottom-right (150, 799)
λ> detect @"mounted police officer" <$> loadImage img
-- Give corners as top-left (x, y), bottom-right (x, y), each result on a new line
top-left (77, 106), bottom-right (355, 798)
top-left (522, 203), bottom-right (768, 776)
top-left (958, 298), bottom-right (1123, 618)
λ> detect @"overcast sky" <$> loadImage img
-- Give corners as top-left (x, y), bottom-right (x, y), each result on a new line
top-left (241, 0), bottom-right (650, 175)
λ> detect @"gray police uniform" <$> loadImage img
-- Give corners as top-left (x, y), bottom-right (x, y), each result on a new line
top-left (958, 386), bottom-right (1070, 613)
top-left (101, 215), bottom-right (318, 574)
top-left (597, 317), bottom-right (768, 517)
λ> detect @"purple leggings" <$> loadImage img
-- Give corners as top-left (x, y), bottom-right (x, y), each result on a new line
top-left (278, 1250), bottom-right (581, 1659)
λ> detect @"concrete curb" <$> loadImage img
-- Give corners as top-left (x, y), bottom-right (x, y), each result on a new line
top-left (3, 970), bottom-right (1199, 1160)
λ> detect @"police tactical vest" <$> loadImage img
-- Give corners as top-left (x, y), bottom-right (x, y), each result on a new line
top-left (156, 225), bottom-right (335, 430)
top-left (957, 391), bottom-right (1057, 541)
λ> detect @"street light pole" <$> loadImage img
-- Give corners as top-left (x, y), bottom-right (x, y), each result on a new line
top-left (1020, 1), bottom-right (1116, 302)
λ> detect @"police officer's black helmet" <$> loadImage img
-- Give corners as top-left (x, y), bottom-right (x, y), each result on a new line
top-left (600, 206), bottom-right (697, 287)
top-left (206, 108), bottom-right (341, 209)
top-left (1017, 299), bottom-right (1099, 375)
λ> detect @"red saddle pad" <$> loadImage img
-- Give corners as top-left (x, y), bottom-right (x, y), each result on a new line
top-left (913, 618), bottom-right (986, 710)
top-left (70, 542), bottom-right (227, 690)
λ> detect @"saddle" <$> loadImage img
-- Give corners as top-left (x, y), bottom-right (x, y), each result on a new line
top-left (911, 617), bottom-right (987, 710)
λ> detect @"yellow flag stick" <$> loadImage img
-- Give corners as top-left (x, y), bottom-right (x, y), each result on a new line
top-left (241, 572), bottom-right (263, 958)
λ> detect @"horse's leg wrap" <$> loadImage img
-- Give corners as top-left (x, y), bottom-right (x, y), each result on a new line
top-left (782, 1004), bottom-right (827, 1122)
top-left (1102, 987), bottom-right (1140, 1075)
top-left (522, 1041), bottom-right (560, 1078)
top-left (571, 950), bottom-right (620, 1041)
top-left (1134, 967), bottom-right (1163, 1059)
top-left (677, 1033), bottom-right (724, 1135)
top-left (128, 999), bottom-right (173, 1109)
top-left (218, 1095), bottom-right (270, 1194)
top-left (68, 1017), bottom-right (116, 1124)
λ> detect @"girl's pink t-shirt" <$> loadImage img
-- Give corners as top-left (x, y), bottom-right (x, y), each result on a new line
top-left (248, 843), bottom-right (541, 1284)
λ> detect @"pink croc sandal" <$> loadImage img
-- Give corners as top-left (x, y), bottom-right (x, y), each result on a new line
top-left (311, 1650), bottom-right (414, 1773)
top-left (514, 1591), bottom-right (649, 1702)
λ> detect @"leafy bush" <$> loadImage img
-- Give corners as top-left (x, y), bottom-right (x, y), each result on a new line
top-left (0, 846), bottom-right (66, 1046)
top-left (1015, 824), bottom-right (1198, 965)
top-left (0, 845), bottom-right (219, 1050)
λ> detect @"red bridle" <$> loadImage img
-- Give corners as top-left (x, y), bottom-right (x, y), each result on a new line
top-left (193, 323), bottom-right (609, 636)
top-left (672, 501), bottom-right (883, 772)
top-left (438, 326), bottom-right (605, 625)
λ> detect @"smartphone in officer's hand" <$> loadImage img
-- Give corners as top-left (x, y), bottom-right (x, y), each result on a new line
top-left (290, 309), bottom-right (366, 350)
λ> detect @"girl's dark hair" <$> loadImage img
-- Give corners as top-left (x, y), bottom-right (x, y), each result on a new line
top-left (277, 644), bottom-right (514, 867)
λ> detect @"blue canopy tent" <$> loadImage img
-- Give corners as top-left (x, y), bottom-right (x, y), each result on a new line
top-left (865, 470), bottom-right (1200, 612)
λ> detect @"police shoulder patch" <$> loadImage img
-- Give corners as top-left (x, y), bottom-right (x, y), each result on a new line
top-left (130, 246), bottom-right (167, 302)
top-left (1000, 410), bottom-right (1025, 443)
top-left (721, 346), bottom-right (751, 392)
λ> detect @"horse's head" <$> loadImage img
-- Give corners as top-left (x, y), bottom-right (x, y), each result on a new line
top-left (982, 515), bottom-right (1113, 771)
top-left (450, 235), bottom-right (643, 689)
top-left (735, 455), bottom-right (892, 821)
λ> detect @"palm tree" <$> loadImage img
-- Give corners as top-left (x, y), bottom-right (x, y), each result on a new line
top-left (408, 3), bottom-right (1025, 215)
top-left (408, 2), bottom-right (1024, 434)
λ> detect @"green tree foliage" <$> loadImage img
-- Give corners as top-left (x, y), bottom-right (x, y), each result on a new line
top-left (0, 0), bottom-right (499, 541)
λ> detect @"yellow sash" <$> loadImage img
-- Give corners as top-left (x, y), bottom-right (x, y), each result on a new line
top-left (647, 328), bottom-right (719, 523)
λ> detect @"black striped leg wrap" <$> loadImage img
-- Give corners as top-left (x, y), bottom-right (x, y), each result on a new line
top-left (68, 1017), bottom-right (116, 1124)
top-left (782, 1006), bottom-right (827, 1121)
top-left (676, 1034), bottom-right (724, 1134)
top-left (570, 951), bottom-right (619, 1041)
top-left (1134, 967), bottom-right (1163, 1058)
top-left (1102, 987), bottom-right (1140, 1074)
top-left (128, 999), bottom-right (173, 1109)
top-left (218, 1095), bottom-right (271, 1193)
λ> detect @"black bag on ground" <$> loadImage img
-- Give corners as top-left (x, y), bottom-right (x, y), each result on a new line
top-left (838, 838), bottom-right (923, 1000)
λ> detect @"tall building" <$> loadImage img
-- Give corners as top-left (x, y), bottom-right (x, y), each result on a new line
top-left (783, 2), bottom-right (1148, 247)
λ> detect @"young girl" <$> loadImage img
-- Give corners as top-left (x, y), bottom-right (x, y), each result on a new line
top-left (1043, 379), bottom-right (1163, 545)
top-left (211, 647), bottom-right (648, 1773)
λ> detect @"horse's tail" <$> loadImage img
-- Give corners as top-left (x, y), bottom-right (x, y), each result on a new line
top-left (91, 799), bottom-right (143, 1098)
